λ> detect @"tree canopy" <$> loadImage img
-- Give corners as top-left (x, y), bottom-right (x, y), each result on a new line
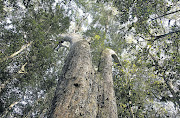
top-left (0, 0), bottom-right (179, 117)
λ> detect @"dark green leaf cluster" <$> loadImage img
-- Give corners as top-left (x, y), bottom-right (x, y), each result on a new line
top-left (0, 0), bottom-right (70, 117)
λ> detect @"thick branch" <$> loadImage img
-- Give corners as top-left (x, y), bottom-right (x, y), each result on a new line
top-left (54, 33), bottom-right (84, 50)
top-left (54, 33), bottom-right (83, 50)
top-left (60, 33), bottom-right (83, 45)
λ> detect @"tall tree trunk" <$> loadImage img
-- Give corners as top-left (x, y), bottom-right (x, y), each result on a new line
top-left (97, 48), bottom-right (118, 118)
top-left (49, 34), bottom-right (118, 118)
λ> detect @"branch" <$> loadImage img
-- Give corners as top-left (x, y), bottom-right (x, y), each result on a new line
top-left (147, 30), bottom-right (180, 42)
top-left (45, 25), bottom-right (52, 35)
top-left (9, 42), bottom-right (32, 58)
top-left (0, 41), bottom-right (33, 62)
top-left (149, 53), bottom-right (179, 106)
top-left (151, 9), bottom-right (180, 21)
top-left (98, 48), bottom-right (121, 72)
top-left (75, 14), bottom-right (89, 33)
top-left (54, 33), bottom-right (84, 50)
top-left (111, 54), bottom-right (121, 66)
top-left (18, 62), bottom-right (28, 74)
top-left (1, 101), bottom-right (19, 118)
top-left (61, 33), bottom-right (83, 45)
top-left (9, 101), bottom-right (19, 109)
top-left (104, 48), bottom-right (121, 66)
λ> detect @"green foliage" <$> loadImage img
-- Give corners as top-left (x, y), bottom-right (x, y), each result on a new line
top-left (0, 0), bottom-right (70, 117)
top-left (0, 0), bottom-right (179, 117)
top-left (0, 0), bottom-right (4, 14)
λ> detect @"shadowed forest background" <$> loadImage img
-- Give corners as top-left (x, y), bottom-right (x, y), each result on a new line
top-left (0, 0), bottom-right (180, 117)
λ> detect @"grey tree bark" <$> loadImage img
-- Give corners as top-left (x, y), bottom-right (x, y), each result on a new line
top-left (49, 34), bottom-right (118, 118)
top-left (97, 48), bottom-right (118, 118)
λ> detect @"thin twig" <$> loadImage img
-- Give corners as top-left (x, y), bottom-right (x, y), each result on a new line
top-left (147, 30), bottom-right (180, 42)
top-left (151, 9), bottom-right (180, 21)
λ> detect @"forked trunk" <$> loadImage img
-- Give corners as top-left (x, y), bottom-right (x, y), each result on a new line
top-left (49, 35), bottom-right (118, 118)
